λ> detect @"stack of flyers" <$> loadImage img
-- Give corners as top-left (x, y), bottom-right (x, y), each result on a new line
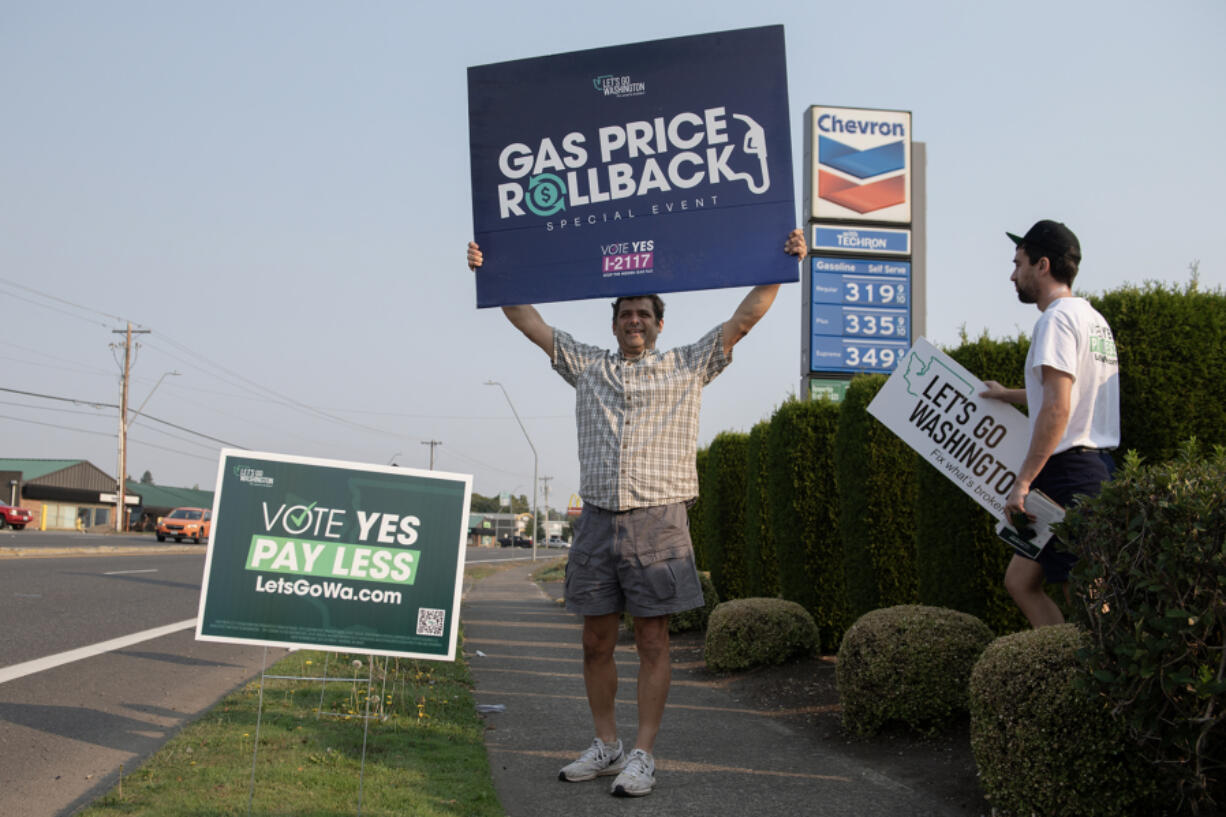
top-left (996, 489), bottom-right (1065, 559)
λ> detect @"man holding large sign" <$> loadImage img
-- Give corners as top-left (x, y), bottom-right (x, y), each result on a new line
top-left (466, 25), bottom-right (801, 797)
top-left (979, 220), bottom-right (1120, 627)
top-left (466, 230), bottom-right (806, 797)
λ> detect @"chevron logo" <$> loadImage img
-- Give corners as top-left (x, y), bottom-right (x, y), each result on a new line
top-left (818, 135), bottom-right (907, 214)
top-left (819, 170), bottom-right (906, 215)
top-left (819, 136), bottom-right (905, 178)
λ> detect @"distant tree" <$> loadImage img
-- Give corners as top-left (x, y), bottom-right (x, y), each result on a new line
top-left (469, 492), bottom-right (532, 514)
top-left (470, 492), bottom-right (500, 512)
top-left (140, 470), bottom-right (154, 484)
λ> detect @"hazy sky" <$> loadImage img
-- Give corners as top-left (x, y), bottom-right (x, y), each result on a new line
top-left (2, 1), bottom-right (1223, 511)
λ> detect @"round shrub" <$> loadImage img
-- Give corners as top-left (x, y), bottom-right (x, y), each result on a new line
top-left (836, 604), bottom-right (993, 736)
top-left (969, 624), bottom-right (1158, 817)
top-left (703, 598), bottom-right (819, 672)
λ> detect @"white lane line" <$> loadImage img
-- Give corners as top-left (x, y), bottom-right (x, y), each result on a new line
top-left (0, 618), bottom-right (197, 685)
top-left (103, 569), bottom-right (159, 576)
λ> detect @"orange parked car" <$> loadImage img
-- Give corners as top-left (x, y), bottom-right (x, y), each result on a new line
top-left (156, 507), bottom-right (211, 543)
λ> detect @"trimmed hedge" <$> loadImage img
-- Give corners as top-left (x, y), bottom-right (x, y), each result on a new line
top-left (1092, 281), bottom-right (1226, 462)
top-left (703, 598), bottom-right (819, 672)
top-left (767, 397), bottom-right (849, 653)
top-left (702, 431), bottom-right (750, 601)
top-left (1065, 442), bottom-right (1226, 811)
top-left (689, 447), bottom-right (709, 570)
top-left (914, 332), bottom-right (1031, 635)
top-left (835, 374), bottom-right (918, 618)
top-left (836, 604), bottom-right (994, 736)
top-left (970, 625), bottom-right (1158, 817)
top-left (742, 420), bottom-right (778, 598)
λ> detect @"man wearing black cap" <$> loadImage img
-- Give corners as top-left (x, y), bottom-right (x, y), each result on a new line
top-left (980, 220), bottom-right (1120, 627)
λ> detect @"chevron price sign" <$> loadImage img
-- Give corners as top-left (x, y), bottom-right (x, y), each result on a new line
top-left (806, 106), bottom-right (911, 224)
top-left (801, 105), bottom-right (918, 384)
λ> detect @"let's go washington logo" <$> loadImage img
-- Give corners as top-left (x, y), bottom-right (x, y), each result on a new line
top-left (593, 74), bottom-right (646, 98)
top-left (234, 465), bottom-right (275, 487)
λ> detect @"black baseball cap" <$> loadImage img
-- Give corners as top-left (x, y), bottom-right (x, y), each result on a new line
top-left (1007, 220), bottom-right (1081, 262)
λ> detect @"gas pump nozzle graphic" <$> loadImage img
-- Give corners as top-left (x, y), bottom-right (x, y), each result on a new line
top-left (731, 113), bottom-right (770, 194)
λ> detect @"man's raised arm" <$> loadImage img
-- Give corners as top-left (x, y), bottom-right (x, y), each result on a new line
top-left (467, 241), bottom-right (553, 357)
top-left (721, 229), bottom-right (807, 357)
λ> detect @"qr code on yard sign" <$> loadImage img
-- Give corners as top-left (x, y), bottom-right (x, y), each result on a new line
top-left (416, 607), bottom-right (446, 637)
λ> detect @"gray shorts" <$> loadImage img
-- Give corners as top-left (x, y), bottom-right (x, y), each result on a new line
top-left (564, 502), bottom-right (704, 618)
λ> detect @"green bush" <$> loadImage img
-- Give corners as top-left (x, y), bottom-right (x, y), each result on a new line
top-left (1092, 280), bottom-right (1226, 462)
top-left (742, 420), bottom-right (778, 598)
top-left (836, 375), bottom-right (919, 617)
top-left (767, 397), bottom-right (849, 653)
top-left (836, 604), bottom-right (993, 736)
top-left (914, 332), bottom-right (1031, 635)
top-left (1064, 442), bottom-right (1226, 811)
top-left (689, 447), bottom-right (709, 569)
top-left (703, 431), bottom-right (750, 601)
top-left (703, 598), bottom-right (819, 672)
top-left (969, 624), bottom-right (1158, 817)
top-left (669, 571), bottom-right (720, 634)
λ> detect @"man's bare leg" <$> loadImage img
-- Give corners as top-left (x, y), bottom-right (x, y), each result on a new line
top-left (1005, 555), bottom-right (1064, 627)
top-left (582, 613), bottom-right (622, 743)
top-left (631, 615), bottom-right (670, 753)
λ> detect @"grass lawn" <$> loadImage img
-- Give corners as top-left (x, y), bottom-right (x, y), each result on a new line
top-left (530, 556), bottom-right (566, 584)
top-left (77, 632), bottom-right (505, 816)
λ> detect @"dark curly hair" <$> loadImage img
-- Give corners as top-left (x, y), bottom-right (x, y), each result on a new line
top-left (611, 294), bottom-right (665, 322)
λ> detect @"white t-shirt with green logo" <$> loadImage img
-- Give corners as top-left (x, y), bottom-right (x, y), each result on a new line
top-left (1024, 296), bottom-right (1120, 453)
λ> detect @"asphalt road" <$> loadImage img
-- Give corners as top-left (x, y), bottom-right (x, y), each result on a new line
top-left (0, 533), bottom-right (544, 816)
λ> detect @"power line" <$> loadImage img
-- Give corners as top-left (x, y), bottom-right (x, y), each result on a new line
top-left (0, 412), bottom-right (116, 438)
top-left (0, 276), bottom-right (137, 328)
top-left (0, 399), bottom-right (116, 420)
top-left (125, 435), bottom-right (220, 463)
top-left (0, 282), bottom-right (556, 482)
top-left (434, 443), bottom-right (535, 479)
top-left (0, 340), bottom-right (116, 376)
top-left (143, 335), bottom-right (407, 439)
top-left (0, 386), bottom-right (112, 409)
top-left (0, 386), bottom-right (245, 448)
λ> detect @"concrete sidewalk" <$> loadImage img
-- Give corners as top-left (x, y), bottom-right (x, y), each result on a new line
top-left (461, 560), bottom-right (967, 817)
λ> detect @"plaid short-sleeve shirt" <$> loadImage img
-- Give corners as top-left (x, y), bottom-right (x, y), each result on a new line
top-left (552, 324), bottom-right (730, 510)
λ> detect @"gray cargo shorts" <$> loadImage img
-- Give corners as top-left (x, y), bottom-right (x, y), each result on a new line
top-left (564, 502), bottom-right (704, 618)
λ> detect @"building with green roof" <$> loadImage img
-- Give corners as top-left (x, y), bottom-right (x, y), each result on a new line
top-left (0, 458), bottom-right (213, 532)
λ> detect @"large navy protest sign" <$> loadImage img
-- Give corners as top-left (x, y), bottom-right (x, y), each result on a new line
top-left (867, 338), bottom-right (1030, 522)
top-left (196, 451), bottom-right (471, 661)
top-left (468, 25), bottom-right (796, 307)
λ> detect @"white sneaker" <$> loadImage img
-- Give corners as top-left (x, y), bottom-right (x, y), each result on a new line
top-left (610, 748), bottom-right (655, 797)
top-left (558, 738), bottom-right (626, 782)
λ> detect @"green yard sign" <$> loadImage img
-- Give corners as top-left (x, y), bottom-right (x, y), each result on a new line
top-left (195, 450), bottom-right (471, 661)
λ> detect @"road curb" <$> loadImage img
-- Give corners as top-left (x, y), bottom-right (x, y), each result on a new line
top-left (0, 545), bottom-right (206, 559)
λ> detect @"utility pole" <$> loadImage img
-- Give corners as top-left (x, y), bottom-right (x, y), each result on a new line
top-left (111, 323), bottom-right (150, 532)
top-left (421, 439), bottom-right (442, 469)
top-left (539, 475), bottom-right (552, 537)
